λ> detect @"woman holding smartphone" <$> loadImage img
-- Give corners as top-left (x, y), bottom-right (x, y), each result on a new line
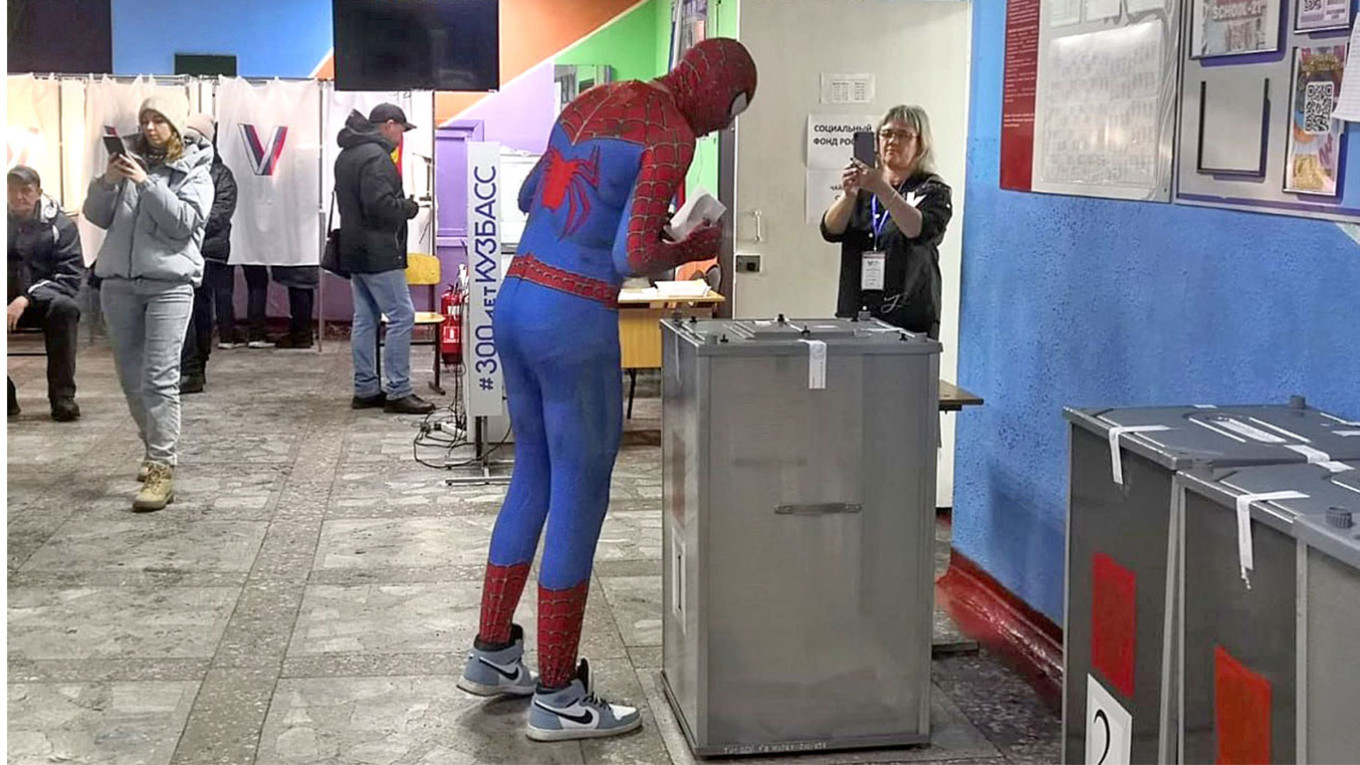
top-left (820, 105), bottom-right (952, 339)
top-left (83, 94), bottom-right (213, 511)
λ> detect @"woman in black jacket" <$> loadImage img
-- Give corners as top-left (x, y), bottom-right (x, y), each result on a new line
top-left (821, 105), bottom-right (953, 339)
top-left (180, 114), bottom-right (238, 392)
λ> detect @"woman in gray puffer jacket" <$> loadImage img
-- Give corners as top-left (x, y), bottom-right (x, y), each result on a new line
top-left (83, 93), bottom-right (213, 511)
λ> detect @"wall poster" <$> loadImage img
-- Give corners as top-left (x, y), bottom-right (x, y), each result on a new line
top-left (1000, 0), bottom-right (1041, 191)
top-left (1191, 0), bottom-right (1282, 58)
top-left (1285, 43), bottom-right (1347, 196)
top-left (1039, 22), bottom-right (1164, 191)
top-left (1294, 0), bottom-right (1351, 32)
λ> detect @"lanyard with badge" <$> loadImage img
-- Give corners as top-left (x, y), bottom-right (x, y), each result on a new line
top-left (861, 191), bottom-right (897, 292)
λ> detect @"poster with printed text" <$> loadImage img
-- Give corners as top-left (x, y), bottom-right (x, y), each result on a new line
top-left (1285, 43), bottom-right (1347, 196)
top-left (1191, 0), bottom-right (1282, 58)
top-left (1295, 0), bottom-right (1351, 32)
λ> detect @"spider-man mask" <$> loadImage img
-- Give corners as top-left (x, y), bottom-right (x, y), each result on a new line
top-left (661, 38), bottom-right (758, 137)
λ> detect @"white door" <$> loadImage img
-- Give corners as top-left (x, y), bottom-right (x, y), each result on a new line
top-left (728, 0), bottom-right (972, 508)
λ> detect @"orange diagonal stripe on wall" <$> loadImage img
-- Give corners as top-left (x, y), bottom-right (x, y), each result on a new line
top-left (310, 0), bottom-right (645, 123)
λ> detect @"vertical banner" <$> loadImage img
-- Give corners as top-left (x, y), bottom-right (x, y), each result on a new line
top-left (1000, 0), bottom-right (1040, 191)
top-left (217, 78), bottom-right (322, 267)
top-left (465, 141), bottom-right (505, 418)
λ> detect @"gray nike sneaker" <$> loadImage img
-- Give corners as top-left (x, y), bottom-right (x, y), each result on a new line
top-left (527, 658), bottom-right (642, 742)
top-left (457, 624), bottom-right (537, 697)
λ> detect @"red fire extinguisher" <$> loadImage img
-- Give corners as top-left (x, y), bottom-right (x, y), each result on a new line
top-left (440, 283), bottom-right (464, 366)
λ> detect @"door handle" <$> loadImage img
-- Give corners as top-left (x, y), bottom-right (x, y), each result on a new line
top-left (775, 502), bottom-right (862, 516)
top-left (750, 208), bottom-right (765, 243)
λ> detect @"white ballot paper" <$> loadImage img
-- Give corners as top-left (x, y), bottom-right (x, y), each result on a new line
top-left (666, 187), bottom-right (726, 240)
top-left (1333, 22), bottom-right (1360, 121)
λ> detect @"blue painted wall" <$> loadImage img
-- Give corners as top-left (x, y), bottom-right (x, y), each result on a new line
top-left (954, 0), bottom-right (1360, 623)
top-left (111, 0), bottom-right (331, 77)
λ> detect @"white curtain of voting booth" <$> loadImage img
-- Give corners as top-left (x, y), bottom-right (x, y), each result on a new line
top-left (6, 76), bottom-right (63, 205)
top-left (320, 86), bottom-right (434, 256)
top-left (217, 78), bottom-right (322, 267)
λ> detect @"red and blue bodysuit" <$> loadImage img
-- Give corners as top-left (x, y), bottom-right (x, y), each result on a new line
top-left (474, 38), bottom-right (758, 690)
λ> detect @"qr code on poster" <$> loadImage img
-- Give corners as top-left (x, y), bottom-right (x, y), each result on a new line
top-left (1302, 0), bottom-right (1322, 12)
top-left (1304, 81), bottom-right (1335, 134)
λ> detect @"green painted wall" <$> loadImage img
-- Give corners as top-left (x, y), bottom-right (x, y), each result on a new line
top-left (559, 0), bottom-right (734, 198)
top-left (557, 0), bottom-right (666, 82)
top-left (684, 0), bottom-right (738, 197)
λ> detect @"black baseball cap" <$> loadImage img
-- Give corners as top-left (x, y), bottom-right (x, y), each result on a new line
top-left (369, 103), bottom-right (416, 131)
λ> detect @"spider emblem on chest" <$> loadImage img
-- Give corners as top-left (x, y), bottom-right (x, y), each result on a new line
top-left (540, 146), bottom-right (601, 236)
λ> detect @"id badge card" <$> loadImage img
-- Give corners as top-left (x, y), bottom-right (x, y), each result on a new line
top-left (861, 250), bottom-right (886, 291)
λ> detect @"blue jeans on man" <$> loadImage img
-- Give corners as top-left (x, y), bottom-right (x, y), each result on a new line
top-left (350, 269), bottom-right (435, 414)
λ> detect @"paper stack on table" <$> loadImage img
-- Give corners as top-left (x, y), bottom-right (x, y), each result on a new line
top-left (655, 280), bottom-right (711, 298)
top-left (665, 187), bottom-right (726, 241)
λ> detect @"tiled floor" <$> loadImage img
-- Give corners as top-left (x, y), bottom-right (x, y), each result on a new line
top-left (7, 342), bottom-right (1059, 764)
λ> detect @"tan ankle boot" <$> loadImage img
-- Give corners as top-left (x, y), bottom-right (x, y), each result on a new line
top-left (136, 460), bottom-right (152, 482)
top-left (134, 463), bottom-right (174, 511)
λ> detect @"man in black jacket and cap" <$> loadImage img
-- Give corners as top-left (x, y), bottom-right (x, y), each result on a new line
top-left (334, 103), bottom-right (433, 415)
top-left (7, 165), bottom-right (84, 420)
top-left (180, 113), bottom-right (238, 393)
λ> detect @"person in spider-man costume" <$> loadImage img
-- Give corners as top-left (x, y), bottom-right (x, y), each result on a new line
top-left (456, 37), bottom-right (757, 741)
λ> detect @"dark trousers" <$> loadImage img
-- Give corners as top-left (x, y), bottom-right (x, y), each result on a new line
top-left (10, 294), bottom-right (80, 403)
top-left (207, 261), bottom-right (237, 339)
top-left (287, 286), bottom-right (314, 338)
top-left (180, 283), bottom-right (214, 376)
top-left (244, 265), bottom-right (270, 341)
top-left (182, 262), bottom-right (235, 375)
top-left (244, 265), bottom-right (314, 340)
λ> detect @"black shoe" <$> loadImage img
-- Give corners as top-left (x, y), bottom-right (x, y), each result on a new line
top-left (9, 380), bottom-right (18, 417)
top-left (51, 400), bottom-right (80, 422)
top-left (351, 392), bottom-right (387, 409)
top-left (180, 374), bottom-right (206, 394)
top-left (274, 333), bottom-right (314, 350)
top-left (384, 394), bottom-right (436, 415)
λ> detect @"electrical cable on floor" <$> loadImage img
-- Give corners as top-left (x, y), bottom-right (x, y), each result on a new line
top-left (411, 361), bottom-right (512, 470)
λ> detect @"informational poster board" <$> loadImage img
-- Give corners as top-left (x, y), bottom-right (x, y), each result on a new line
top-left (1001, 0), bottom-right (1359, 221)
top-left (805, 114), bottom-right (876, 223)
top-left (1002, 0), bottom-right (1179, 200)
top-left (1177, 0), bottom-right (1360, 222)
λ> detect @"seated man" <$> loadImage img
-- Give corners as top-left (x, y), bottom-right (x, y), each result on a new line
top-left (7, 166), bottom-right (84, 421)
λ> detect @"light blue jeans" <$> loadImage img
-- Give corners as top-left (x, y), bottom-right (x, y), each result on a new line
top-left (351, 269), bottom-right (415, 400)
top-left (100, 279), bottom-right (195, 466)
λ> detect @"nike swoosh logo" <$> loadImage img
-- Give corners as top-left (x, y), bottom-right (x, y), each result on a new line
top-left (534, 701), bottom-right (596, 726)
top-left (477, 657), bottom-right (522, 682)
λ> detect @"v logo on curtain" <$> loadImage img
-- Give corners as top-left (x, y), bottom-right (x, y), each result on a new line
top-left (217, 77), bottom-right (321, 267)
top-left (239, 125), bottom-right (289, 176)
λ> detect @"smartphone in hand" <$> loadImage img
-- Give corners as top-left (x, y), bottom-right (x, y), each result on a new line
top-left (102, 134), bottom-right (129, 159)
top-left (852, 130), bottom-right (876, 166)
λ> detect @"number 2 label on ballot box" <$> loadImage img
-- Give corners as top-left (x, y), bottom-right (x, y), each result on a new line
top-left (1086, 675), bottom-right (1132, 765)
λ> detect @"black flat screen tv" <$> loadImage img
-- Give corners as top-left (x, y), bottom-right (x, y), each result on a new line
top-left (333, 0), bottom-right (499, 92)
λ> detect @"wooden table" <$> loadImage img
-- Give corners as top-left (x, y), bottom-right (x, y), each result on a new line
top-left (618, 289), bottom-right (726, 417)
top-left (939, 380), bottom-right (985, 412)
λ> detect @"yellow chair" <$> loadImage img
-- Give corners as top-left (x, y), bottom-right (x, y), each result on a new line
top-left (376, 252), bottom-right (449, 395)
